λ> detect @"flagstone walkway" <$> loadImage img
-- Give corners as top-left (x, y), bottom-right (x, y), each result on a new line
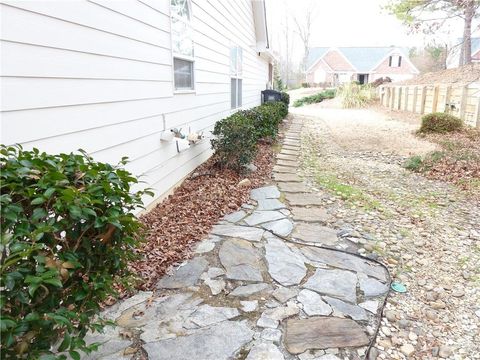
top-left (85, 117), bottom-right (390, 360)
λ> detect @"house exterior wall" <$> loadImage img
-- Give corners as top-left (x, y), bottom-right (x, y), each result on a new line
top-left (371, 56), bottom-right (417, 82)
top-left (322, 50), bottom-right (355, 72)
top-left (306, 59), bottom-right (330, 83)
top-left (0, 0), bottom-right (270, 208)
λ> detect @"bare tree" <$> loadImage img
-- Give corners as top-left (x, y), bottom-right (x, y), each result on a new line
top-left (291, 1), bottom-right (318, 79)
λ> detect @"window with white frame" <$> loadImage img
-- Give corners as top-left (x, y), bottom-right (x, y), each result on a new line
top-left (230, 46), bottom-right (243, 108)
top-left (171, 0), bottom-right (194, 90)
top-left (389, 54), bottom-right (402, 68)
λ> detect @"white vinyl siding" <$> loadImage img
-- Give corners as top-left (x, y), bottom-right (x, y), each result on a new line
top-left (0, 0), bottom-right (269, 208)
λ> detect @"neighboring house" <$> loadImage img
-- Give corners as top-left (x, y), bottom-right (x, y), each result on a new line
top-left (306, 47), bottom-right (419, 86)
top-left (0, 0), bottom-right (273, 208)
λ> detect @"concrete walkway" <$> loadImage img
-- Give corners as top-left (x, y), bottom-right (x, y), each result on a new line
top-left (84, 117), bottom-right (390, 360)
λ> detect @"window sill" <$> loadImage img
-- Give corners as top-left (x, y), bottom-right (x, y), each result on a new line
top-left (174, 90), bottom-right (196, 95)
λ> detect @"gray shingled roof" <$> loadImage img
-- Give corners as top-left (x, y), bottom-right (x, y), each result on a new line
top-left (307, 46), bottom-right (409, 72)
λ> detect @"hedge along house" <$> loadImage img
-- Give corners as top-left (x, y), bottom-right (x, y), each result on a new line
top-left (305, 47), bottom-right (419, 86)
top-left (0, 0), bottom-right (274, 208)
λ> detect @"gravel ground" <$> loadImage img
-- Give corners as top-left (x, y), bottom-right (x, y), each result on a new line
top-left (294, 106), bottom-right (480, 360)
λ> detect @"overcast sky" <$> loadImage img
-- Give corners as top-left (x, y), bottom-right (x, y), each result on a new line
top-left (266, 0), bottom-right (473, 63)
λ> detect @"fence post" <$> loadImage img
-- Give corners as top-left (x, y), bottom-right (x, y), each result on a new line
top-left (459, 85), bottom-right (468, 120)
top-left (431, 85), bottom-right (440, 112)
top-left (397, 87), bottom-right (402, 110)
top-left (444, 86), bottom-right (452, 113)
top-left (404, 87), bottom-right (409, 111)
top-left (412, 86), bottom-right (418, 113)
top-left (390, 87), bottom-right (396, 109)
top-left (420, 86), bottom-right (427, 114)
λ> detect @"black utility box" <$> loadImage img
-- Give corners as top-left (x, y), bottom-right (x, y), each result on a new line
top-left (261, 89), bottom-right (281, 104)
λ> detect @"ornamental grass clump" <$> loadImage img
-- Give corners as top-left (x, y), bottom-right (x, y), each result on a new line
top-left (337, 82), bottom-right (376, 108)
top-left (0, 146), bottom-right (151, 359)
top-left (419, 113), bottom-right (463, 134)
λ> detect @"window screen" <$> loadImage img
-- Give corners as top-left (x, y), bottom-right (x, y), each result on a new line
top-left (174, 58), bottom-right (194, 90)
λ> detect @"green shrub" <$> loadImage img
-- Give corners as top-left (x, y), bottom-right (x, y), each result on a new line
top-left (0, 146), bottom-right (150, 359)
top-left (211, 102), bottom-right (288, 170)
top-left (292, 89), bottom-right (336, 107)
top-left (419, 113), bottom-right (463, 134)
top-left (337, 82), bottom-right (375, 108)
top-left (403, 155), bottom-right (424, 171)
top-left (280, 92), bottom-right (290, 107)
top-left (211, 111), bottom-right (258, 170)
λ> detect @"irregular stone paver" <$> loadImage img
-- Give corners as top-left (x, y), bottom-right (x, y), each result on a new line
top-left (261, 328), bottom-right (282, 343)
top-left (211, 224), bottom-right (264, 241)
top-left (244, 210), bottom-right (285, 226)
top-left (303, 268), bottom-right (358, 304)
top-left (301, 247), bottom-right (388, 282)
top-left (144, 321), bottom-right (253, 360)
top-left (291, 207), bottom-right (330, 222)
top-left (277, 153), bottom-right (298, 161)
top-left (284, 317), bottom-right (369, 354)
top-left (261, 218), bottom-right (294, 237)
top-left (285, 193), bottom-right (324, 206)
top-left (273, 287), bottom-right (299, 303)
top-left (273, 165), bottom-right (297, 174)
top-left (194, 238), bottom-right (216, 253)
top-left (280, 149), bottom-right (300, 156)
top-left (297, 289), bottom-right (332, 316)
top-left (82, 326), bottom-right (132, 360)
top-left (358, 274), bottom-right (389, 297)
top-left (229, 283), bottom-right (271, 297)
top-left (251, 185), bottom-right (281, 200)
top-left (265, 236), bottom-right (307, 286)
top-left (246, 342), bottom-right (285, 360)
top-left (157, 257), bottom-right (208, 289)
top-left (219, 239), bottom-right (264, 281)
top-left (277, 159), bottom-right (299, 167)
top-left (273, 173), bottom-right (302, 182)
top-left (359, 300), bottom-right (379, 314)
top-left (257, 198), bottom-right (287, 211)
top-left (188, 305), bottom-right (239, 327)
top-left (292, 223), bottom-right (338, 245)
top-left (323, 296), bottom-right (368, 321)
top-left (240, 300), bottom-right (258, 312)
top-left (277, 182), bottom-right (310, 193)
top-left (223, 210), bottom-right (247, 223)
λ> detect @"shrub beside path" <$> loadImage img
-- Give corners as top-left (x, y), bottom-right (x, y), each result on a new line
top-left (83, 117), bottom-right (391, 359)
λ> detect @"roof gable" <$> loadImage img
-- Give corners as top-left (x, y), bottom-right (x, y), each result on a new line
top-left (307, 46), bottom-right (413, 73)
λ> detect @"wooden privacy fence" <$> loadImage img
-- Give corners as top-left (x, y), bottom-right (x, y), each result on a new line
top-left (379, 83), bottom-right (480, 128)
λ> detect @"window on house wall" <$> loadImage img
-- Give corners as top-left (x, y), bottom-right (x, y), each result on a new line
top-left (171, 0), bottom-right (194, 91)
top-left (389, 55), bottom-right (402, 68)
top-left (231, 46), bottom-right (243, 108)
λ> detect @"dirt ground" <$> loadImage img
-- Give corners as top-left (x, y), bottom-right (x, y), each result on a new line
top-left (290, 101), bottom-right (438, 157)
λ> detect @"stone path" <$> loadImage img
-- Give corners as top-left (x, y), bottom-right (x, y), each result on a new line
top-left (83, 117), bottom-right (390, 360)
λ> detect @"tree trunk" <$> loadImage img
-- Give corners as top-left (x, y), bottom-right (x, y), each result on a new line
top-left (461, 0), bottom-right (475, 65)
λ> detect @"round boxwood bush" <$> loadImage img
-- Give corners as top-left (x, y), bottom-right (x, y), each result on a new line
top-left (211, 110), bottom-right (258, 170)
top-left (0, 146), bottom-right (151, 359)
top-left (419, 112), bottom-right (463, 134)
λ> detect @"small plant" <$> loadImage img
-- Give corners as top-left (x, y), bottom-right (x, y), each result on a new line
top-left (403, 155), bottom-right (424, 171)
top-left (336, 82), bottom-right (376, 108)
top-left (0, 146), bottom-right (151, 359)
top-left (419, 113), bottom-right (463, 134)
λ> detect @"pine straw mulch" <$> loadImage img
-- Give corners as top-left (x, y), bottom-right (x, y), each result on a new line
top-left (417, 128), bottom-right (480, 193)
top-left (128, 142), bottom-right (276, 292)
top-left (386, 63), bottom-right (480, 86)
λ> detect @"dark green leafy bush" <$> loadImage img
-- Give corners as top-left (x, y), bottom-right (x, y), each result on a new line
top-left (293, 89), bottom-right (336, 107)
top-left (419, 113), bottom-right (463, 134)
top-left (211, 111), bottom-right (258, 170)
top-left (211, 101), bottom-right (288, 170)
top-left (0, 146), bottom-right (150, 359)
top-left (280, 92), bottom-right (290, 107)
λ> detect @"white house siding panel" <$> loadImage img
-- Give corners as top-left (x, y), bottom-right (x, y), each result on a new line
top-left (0, 0), bottom-right (269, 207)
